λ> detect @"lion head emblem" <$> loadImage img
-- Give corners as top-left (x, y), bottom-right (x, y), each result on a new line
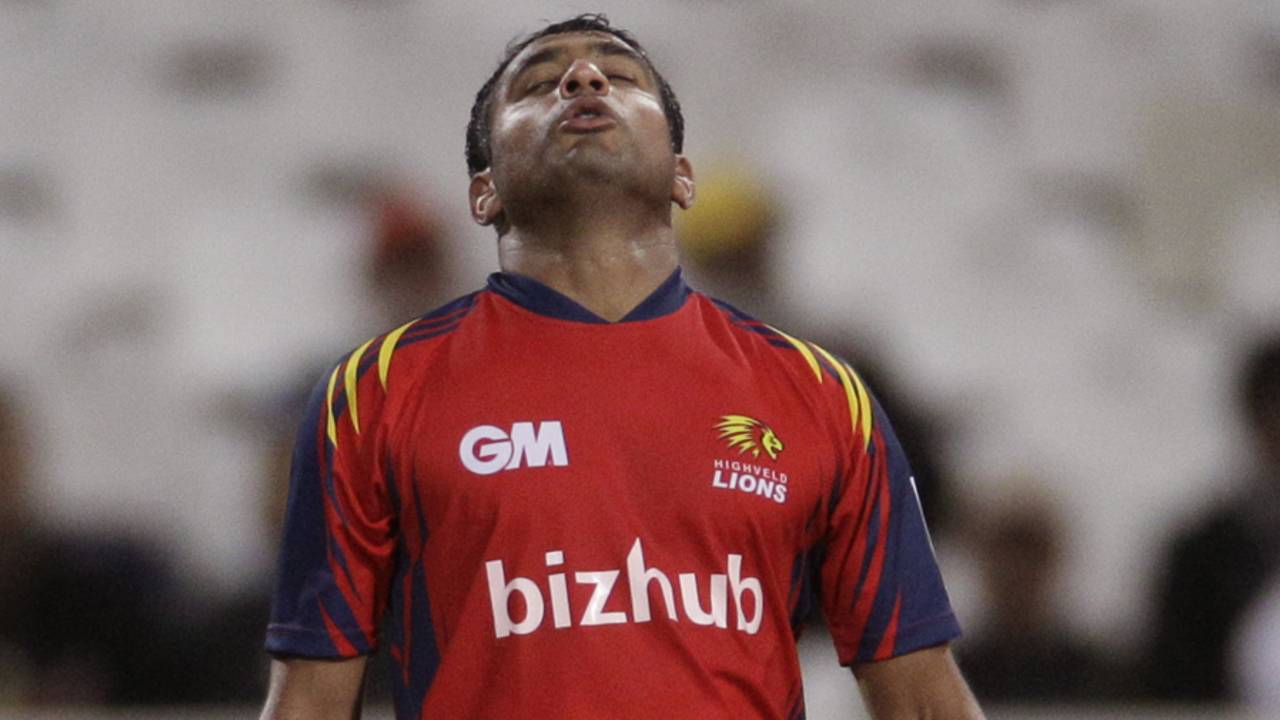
top-left (715, 415), bottom-right (784, 461)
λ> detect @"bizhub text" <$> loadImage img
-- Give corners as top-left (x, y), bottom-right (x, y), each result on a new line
top-left (485, 538), bottom-right (763, 638)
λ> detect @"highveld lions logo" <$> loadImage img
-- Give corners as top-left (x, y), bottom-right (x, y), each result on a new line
top-left (711, 415), bottom-right (789, 504)
top-left (715, 415), bottom-right (783, 460)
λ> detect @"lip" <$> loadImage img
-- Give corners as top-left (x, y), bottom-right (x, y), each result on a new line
top-left (557, 97), bottom-right (618, 133)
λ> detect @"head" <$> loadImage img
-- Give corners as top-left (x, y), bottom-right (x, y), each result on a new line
top-left (1239, 334), bottom-right (1280, 468)
top-left (465, 14), bottom-right (693, 234)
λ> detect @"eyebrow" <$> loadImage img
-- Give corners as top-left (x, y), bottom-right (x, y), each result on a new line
top-left (508, 40), bottom-right (648, 86)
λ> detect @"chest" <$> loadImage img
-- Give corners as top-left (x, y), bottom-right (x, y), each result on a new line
top-left (383, 323), bottom-right (838, 563)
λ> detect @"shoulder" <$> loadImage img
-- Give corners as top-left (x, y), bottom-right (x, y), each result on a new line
top-left (309, 290), bottom-right (484, 449)
top-left (694, 293), bottom-right (876, 450)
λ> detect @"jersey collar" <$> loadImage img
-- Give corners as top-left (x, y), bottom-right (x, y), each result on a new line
top-left (486, 268), bottom-right (691, 324)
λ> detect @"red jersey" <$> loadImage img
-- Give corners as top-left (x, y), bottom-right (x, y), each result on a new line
top-left (267, 269), bottom-right (960, 719)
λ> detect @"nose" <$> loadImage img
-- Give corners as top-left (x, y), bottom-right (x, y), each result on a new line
top-left (558, 59), bottom-right (609, 98)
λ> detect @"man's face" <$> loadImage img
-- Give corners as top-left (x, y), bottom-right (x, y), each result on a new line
top-left (485, 31), bottom-right (676, 199)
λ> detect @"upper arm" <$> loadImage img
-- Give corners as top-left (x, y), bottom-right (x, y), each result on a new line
top-left (260, 656), bottom-right (369, 720)
top-left (817, 374), bottom-right (960, 663)
top-left (267, 357), bottom-right (398, 658)
top-left (854, 644), bottom-right (984, 720)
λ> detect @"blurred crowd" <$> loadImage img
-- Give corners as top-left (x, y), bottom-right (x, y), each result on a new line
top-left (0, 186), bottom-right (442, 707)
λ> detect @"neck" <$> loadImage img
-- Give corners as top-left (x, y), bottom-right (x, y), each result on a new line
top-left (497, 207), bottom-right (680, 322)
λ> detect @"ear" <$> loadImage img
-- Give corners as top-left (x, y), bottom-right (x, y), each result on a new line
top-left (671, 155), bottom-right (695, 210)
top-left (469, 170), bottom-right (504, 226)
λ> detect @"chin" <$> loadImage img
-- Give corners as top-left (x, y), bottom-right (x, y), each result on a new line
top-left (560, 148), bottom-right (633, 181)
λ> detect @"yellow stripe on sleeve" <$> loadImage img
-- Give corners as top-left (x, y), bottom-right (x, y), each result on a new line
top-left (811, 343), bottom-right (873, 449)
top-left (343, 338), bottom-right (376, 435)
top-left (378, 320), bottom-right (416, 391)
top-left (845, 360), bottom-right (874, 445)
top-left (766, 325), bottom-right (823, 382)
top-left (325, 364), bottom-right (341, 447)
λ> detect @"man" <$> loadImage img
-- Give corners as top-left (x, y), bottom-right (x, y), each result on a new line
top-left (261, 14), bottom-right (982, 720)
top-left (1143, 335), bottom-right (1280, 702)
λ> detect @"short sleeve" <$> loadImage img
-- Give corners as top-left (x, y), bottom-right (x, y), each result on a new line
top-left (819, 392), bottom-right (960, 665)
top-left (266, 360), bottom-right (397, 658)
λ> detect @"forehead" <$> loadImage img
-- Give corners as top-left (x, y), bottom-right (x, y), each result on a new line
top-left (502, 31), bottom-right (648, 81)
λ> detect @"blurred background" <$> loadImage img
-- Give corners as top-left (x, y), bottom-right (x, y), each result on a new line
top-left (2, 0), bottom-right (1279, 718)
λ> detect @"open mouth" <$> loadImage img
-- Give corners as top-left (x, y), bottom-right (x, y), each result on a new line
top-left (560, 101), bottom-right (616, 132)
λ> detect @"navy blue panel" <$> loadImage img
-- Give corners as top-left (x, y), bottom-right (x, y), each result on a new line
top-left (266, 375), bottom-right (340, 657)
top-left (619, 267), bottom-right (690, 321)
top-left (851, 441), bottom-right (884, 601)
top-left (403, 559), bottom-right (440, 715)
top-left (486, 268), bottom-right (689, 323)
top-left (854, 395), bottom-right (961, 661)
top-left (386, 473), bottom-right (441, 718)
top-left (871, 395), bottom-right (961, 656)
top-left (267, 370), bottom-right (377, 658)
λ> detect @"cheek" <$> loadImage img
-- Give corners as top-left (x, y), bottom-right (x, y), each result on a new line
top-left (628, 94), bottom-right (669, 136)
top-left (491, 103), bottom-right (548, 155)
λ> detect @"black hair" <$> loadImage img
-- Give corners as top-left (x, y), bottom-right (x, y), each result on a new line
top-left (1241, 334), bottom-right (1280, 427)
top-left (465, 13), bottom-right (684, 176)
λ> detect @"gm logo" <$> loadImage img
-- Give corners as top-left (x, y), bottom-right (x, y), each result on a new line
top-left (460, 421), bottom-right (569, 475)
